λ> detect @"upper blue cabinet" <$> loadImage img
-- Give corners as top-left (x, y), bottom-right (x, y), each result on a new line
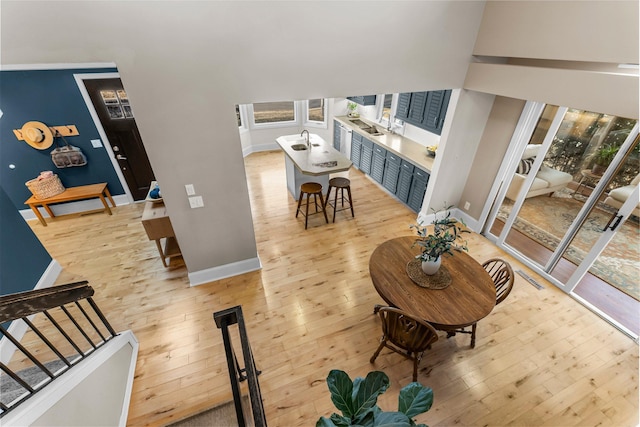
top-left (396, 90), bottom-right (451, 135)
top-left (347, 95), bottom-right (377, 106)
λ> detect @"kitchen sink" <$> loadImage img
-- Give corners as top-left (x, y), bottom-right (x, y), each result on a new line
top-left (291, 144), bottom-right (308, 151)
top-left (349, 119), bottom-right (383, 136)
top-left (363, 126), bottom-right (383, 136)
top-left (350, 119), bottom-right (368, 127)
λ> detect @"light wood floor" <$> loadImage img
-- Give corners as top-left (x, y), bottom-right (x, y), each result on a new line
top-left (27, 150), bottom-right (638, 426)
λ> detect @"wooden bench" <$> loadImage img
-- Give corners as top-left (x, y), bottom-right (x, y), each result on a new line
top-left (25, 183), bottom-right (115, 226)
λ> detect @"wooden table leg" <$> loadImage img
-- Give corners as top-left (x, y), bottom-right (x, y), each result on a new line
top-left (42, 204), bottom-right (55, 218)
top-left (104, 187), bottom-right (116, 208)
top-left (99, 194), bottom-right (113, 215)
top-left (29, 204), bottom-right (47, 226)
top-left (154, 240), bottom-right (168, 267)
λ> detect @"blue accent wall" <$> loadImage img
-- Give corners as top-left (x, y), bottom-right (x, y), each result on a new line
top-left (0, 186), bottom-right (51, 296)
top-left (0, 67), bottom-right (124, 208)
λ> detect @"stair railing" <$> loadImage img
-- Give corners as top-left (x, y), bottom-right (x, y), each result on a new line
top-left (214, 305), bottom-right (266, 427)
top-left (0, 281), bottom-right (116, 417)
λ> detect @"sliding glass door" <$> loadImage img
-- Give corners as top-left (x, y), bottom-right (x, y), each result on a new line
top-left (486, 103), bottom-right (639, 336)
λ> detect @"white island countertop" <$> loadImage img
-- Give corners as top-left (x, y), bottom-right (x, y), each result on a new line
top-left (276, 133), bottom-right (352, 176)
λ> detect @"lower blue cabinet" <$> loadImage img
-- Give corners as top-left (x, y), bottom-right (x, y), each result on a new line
top-left (360, 138), bottom-right (373, 175)
top-left (407, 167), bottom-right (429, 212)
top-left (349, 128), bottom-right (430, 212)
top-left (382, 152), bottom-right (401, 193)
top-left (371, 145), bottom-right (387, 184)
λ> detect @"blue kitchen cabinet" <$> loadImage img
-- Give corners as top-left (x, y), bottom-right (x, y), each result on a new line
top-left (382, 152), bottom-right (401, 194)
top-left (396, 93), bottom-right (411, 120)
top-left (360, 137), bottom-right (373, 175)
top-left (396, 160), bottom-right (414, 203)
top-left (395, 90), bottom-right (451, 135)
top-left (333, 119), bottom-right (341, 151)
top-left (351, 132), bottom-right (363, 169)
top-left (423, 90), bottom-right (451, 135)
top-left (347, 95), bottom-right (377, 106)
top-left (371, 144), bottom-right (387, 184)
top-left (407, 167), bottom-right (430, 212)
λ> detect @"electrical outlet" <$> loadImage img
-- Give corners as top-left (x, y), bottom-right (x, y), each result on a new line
top-left (189, 196), bottom-right (204, 208)
top-left (91, 139), bottom-right (103, 148)
top-left (464, 201), bottom-right (471, 210)
top-left (185, 184), bottom-right (196, 196)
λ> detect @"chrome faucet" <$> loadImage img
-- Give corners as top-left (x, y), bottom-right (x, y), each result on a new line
top-left (301, 129), bottom-right (310, 148)
top-left (380, 112), bottom-right (393, 132)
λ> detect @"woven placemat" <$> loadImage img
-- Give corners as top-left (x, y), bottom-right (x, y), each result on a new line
top-left (406, 259), bottom-right (451, 289)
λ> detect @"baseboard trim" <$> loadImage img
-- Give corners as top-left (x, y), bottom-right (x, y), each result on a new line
top-left (0, 260), bottom-right (62, 364)
top-left (19, 195), bottom-right (129, 222)
top-left (242, 143), bottom-right (279, 158)
top-left (188, 257), bottom-right (262, 287)
top-left (452, 208), bottom-right (481, 232)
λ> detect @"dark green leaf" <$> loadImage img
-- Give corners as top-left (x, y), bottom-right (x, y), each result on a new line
top-left (317, 416), bottom-right (339, 427)
top-left (373, 411), bottom-right (412, 426)
top-left (352, 371), bottom-right (390, 418)
top-left (329, 413), bottom-right (352, 426)
top-left (398, 383), bottom-right (433, 419)
top-left (353, 407), bottom-right (376, 427)
top-left (327, 370), bottom-right (355, 418)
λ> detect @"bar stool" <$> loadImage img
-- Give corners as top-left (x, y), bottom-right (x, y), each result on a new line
top-left (296, 182), bottom-right (329, 229)
top-left (325, 177), bottom-right (354, 222)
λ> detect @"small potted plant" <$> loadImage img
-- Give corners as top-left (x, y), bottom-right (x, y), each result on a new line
top-left (410, 206), bottom-right (470, 275)
top-left (347, 101), bottom-right (359, 118)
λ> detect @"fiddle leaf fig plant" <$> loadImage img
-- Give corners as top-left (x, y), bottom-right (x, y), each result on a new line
top-left (317, 370), bottom-right (434, 427)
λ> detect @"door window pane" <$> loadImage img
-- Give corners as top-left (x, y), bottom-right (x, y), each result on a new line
top-left (253, 101), bottom-right (295, 124)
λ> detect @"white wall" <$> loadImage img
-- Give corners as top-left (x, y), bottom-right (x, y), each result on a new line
top-left (473, 1), bottom-right (638, 64)
top-left (2, 1), bottom-right (636, 282)
top-left (1, 1), bottom-right (486, 281)
top-left (467, 1), bottom-right (639, 119)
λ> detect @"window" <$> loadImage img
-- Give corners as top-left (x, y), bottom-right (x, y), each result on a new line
top-left (382, 94), bottom-right (393, 116)
top-left (236, 105), bottom-right (242, 127)
top-left (252, 101), bottom-right (295, 124)
top-left (307, 99), bottom-right (325, 123)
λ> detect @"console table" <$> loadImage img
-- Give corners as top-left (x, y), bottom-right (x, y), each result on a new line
top-left (141, 185), bottom-right (182, 267)
top-left (25, 183), bottom-right (115, 226)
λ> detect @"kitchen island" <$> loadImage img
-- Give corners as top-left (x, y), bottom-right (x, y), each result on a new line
top-left (276, 133), bottom-right (352, 200)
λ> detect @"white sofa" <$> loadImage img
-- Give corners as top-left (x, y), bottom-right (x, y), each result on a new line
top-left (506, 144), bottom-right (573, 201)
top-left (603, 173), bottom-right (640, 217)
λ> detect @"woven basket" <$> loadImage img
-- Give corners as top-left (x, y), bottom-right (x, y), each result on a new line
top-left (25, 174), bottom-right (65, 199)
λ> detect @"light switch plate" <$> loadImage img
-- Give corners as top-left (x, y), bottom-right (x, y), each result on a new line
top-left (189, 195), bottom-right (204, 208)
top-left (185, 184), bottom-right (196, 196)
top-left (91, 139), bottom-right (103, 148)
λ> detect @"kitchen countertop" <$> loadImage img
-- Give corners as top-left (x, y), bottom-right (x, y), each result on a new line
top-left (276, 133), bottom-right (352, 176)
top-left (334, 115), bottom-right (435, 172)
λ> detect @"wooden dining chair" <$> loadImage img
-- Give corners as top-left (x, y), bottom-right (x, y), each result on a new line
top-left (445, 258), bottom-right (515, 348)
top-left (370, 306), bottom-right (439, 382)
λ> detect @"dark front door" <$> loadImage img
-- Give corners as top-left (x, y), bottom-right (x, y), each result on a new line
top-left (83, 78), bottom-right (155, 200)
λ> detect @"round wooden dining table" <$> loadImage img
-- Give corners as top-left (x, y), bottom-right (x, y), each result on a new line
top-left (369, 236), bottom-right (496, 330)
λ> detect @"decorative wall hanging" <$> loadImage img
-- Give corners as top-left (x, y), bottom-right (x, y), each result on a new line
top-left (101, 89), bottom-right (133, 119)
top-left (14, 122), bottom-right (79, 148)
top-left (50, 131), bottom-right (87, 168)
top-left (17, 121), bottom-right (54, 150)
